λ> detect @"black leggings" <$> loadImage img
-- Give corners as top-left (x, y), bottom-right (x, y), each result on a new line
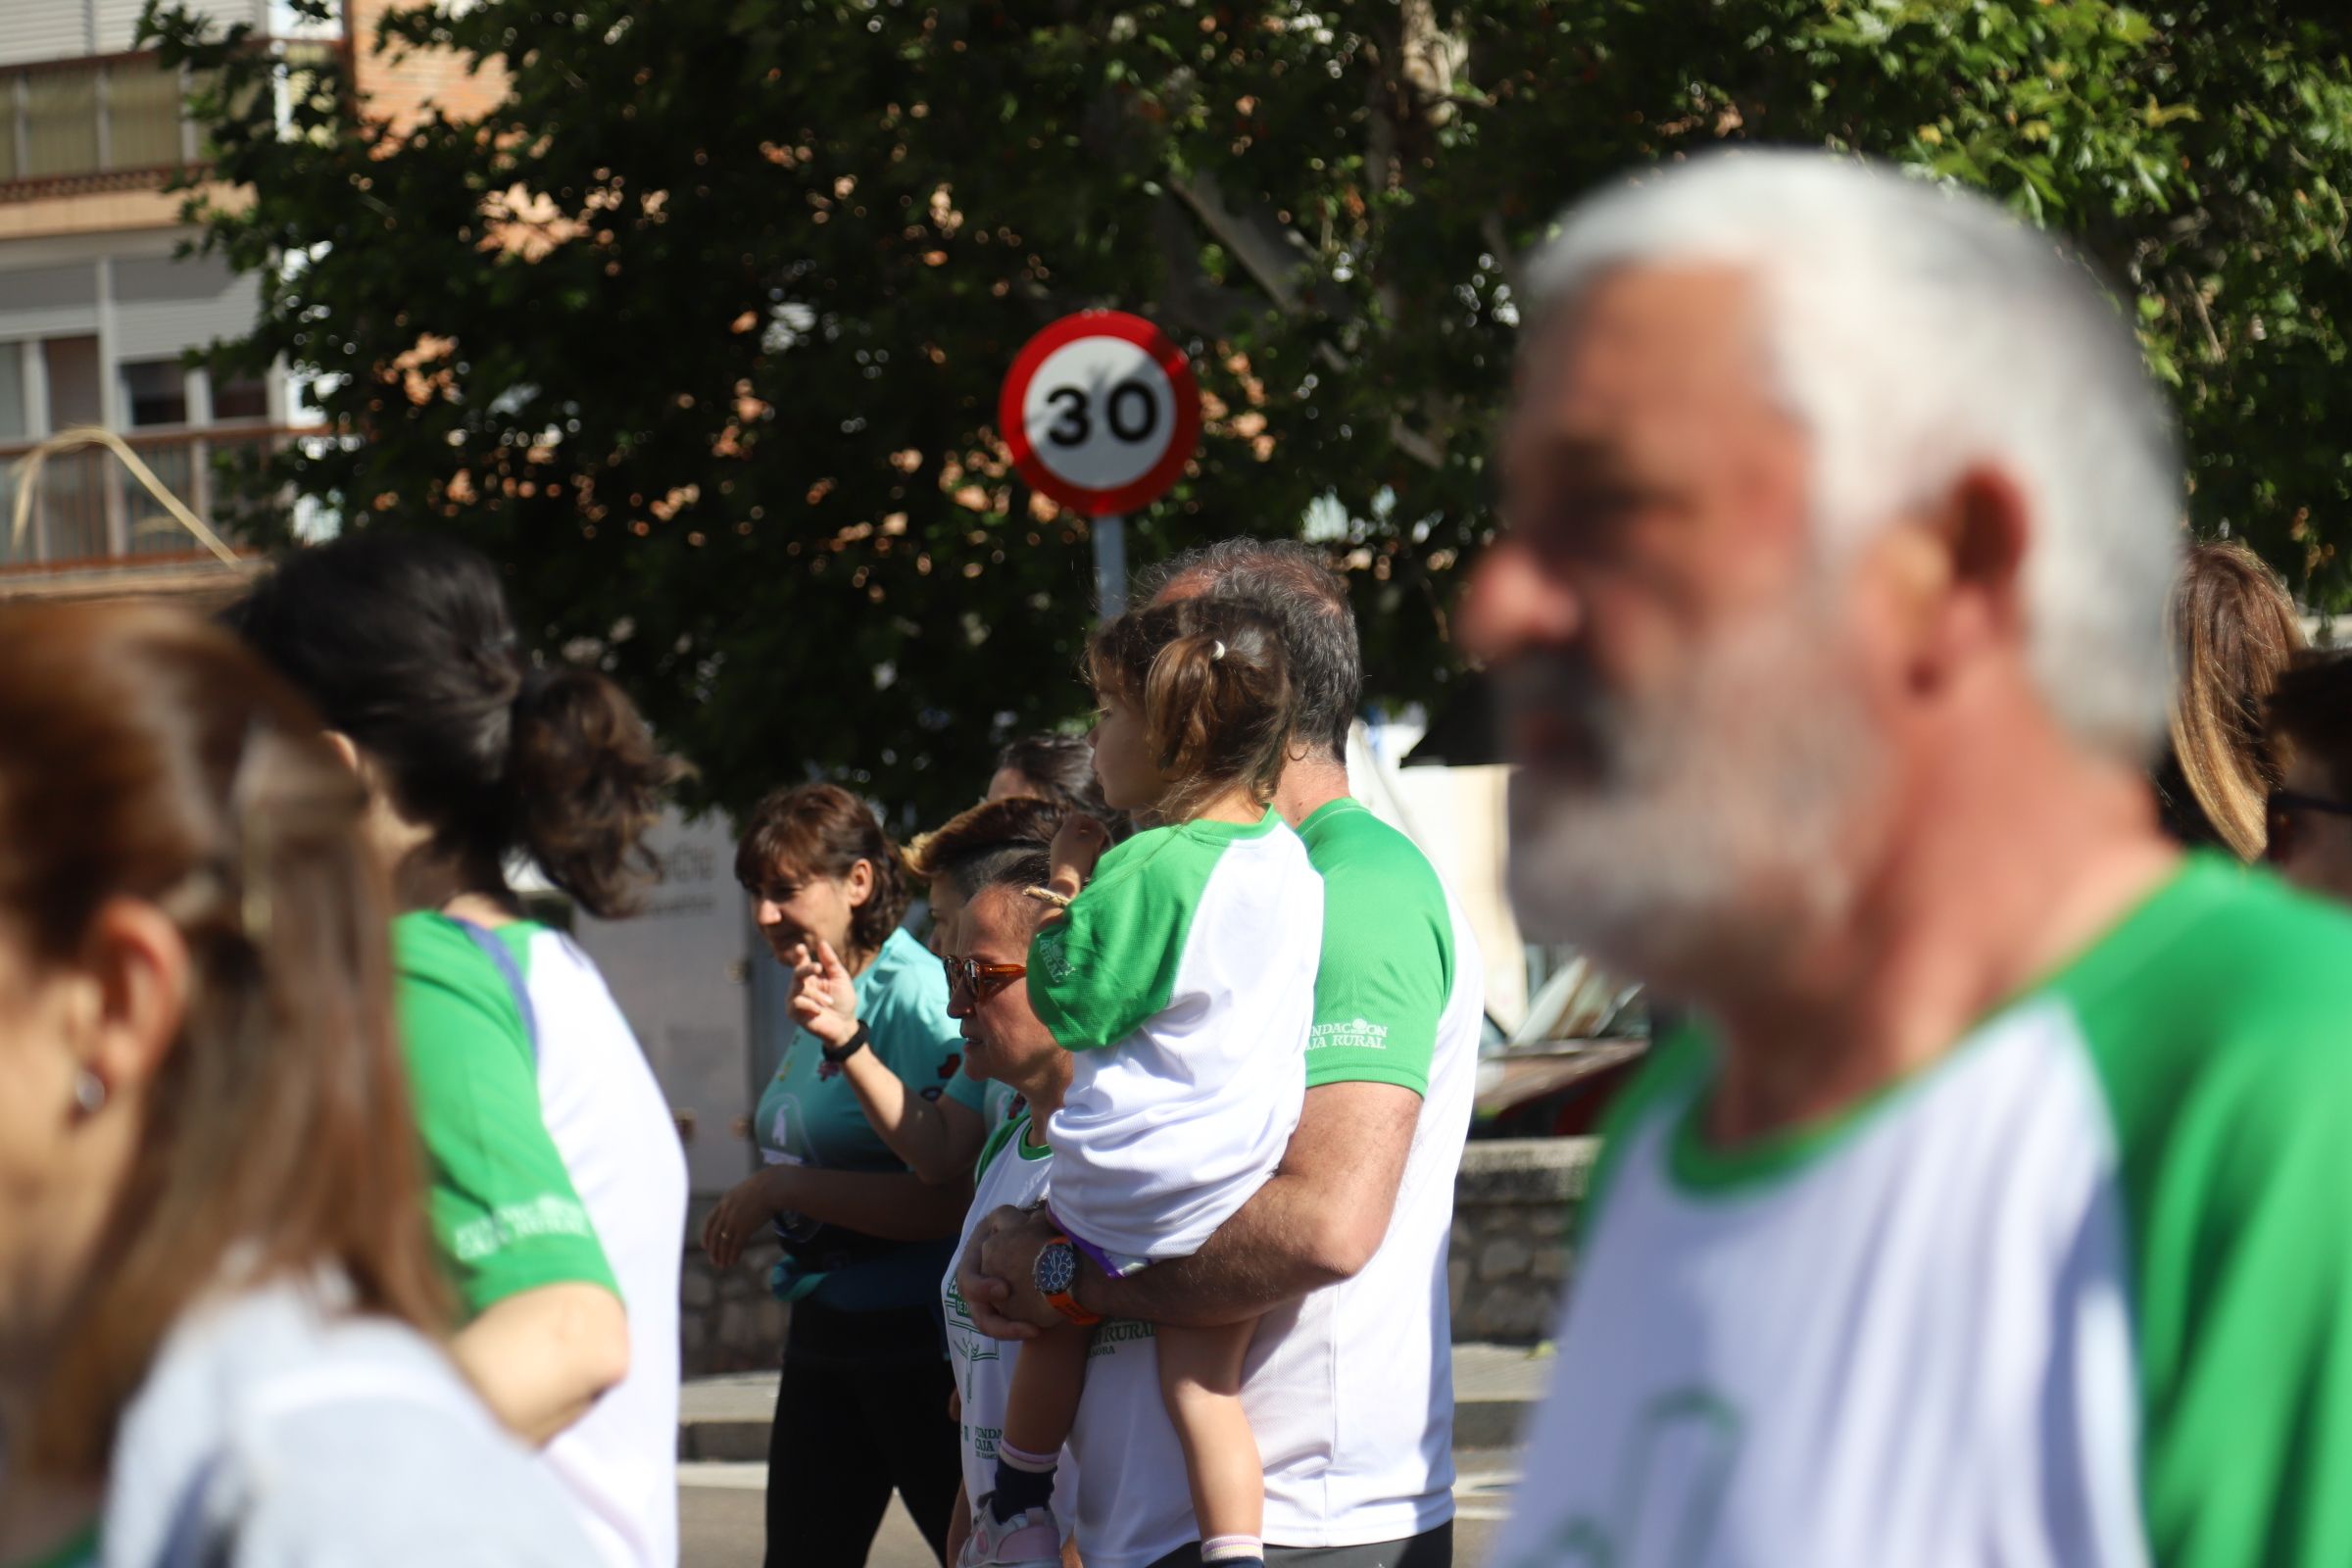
top-left (764, 1298), bottom-right (963, 1568)
top-left (1147, 1521), bottom-right (1455, 1568)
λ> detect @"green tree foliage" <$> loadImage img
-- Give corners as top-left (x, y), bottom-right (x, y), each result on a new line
top-left (148, 0), bottom-right (2352, 821)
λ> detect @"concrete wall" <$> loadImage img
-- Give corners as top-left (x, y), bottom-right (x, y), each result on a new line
top-left (681, 1199), bottom-right (789, 1377)
top-left (1446, 1138), bottom-right (1595, 1344)
top-left (679, 1138), bottom-right (1599, 1376)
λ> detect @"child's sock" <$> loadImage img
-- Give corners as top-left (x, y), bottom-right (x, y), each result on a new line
top-left (989, 1442), bottom-right (1059, 1522)
top-left (1200, 1536), bottom-right (1263, 1567)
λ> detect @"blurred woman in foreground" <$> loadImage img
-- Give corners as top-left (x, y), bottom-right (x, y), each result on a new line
top-left (0, 604), bottom-right (586, 1567)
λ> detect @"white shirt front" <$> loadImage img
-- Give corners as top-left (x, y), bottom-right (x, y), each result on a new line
top-left (521, 930), bottom-right (690, 1568)
top-left (1491, 1004), bottom-right (2143, 1568)
top-left (1248, 877), bottom-right (1483, 1548)
top-left (945, 1114), bottom-right (1080, 1537)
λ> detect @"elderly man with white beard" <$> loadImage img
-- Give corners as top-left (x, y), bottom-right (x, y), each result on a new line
top-left (1465, 150), bottom-right (2352, 1568)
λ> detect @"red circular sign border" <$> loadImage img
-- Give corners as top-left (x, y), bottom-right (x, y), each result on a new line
top-left (999, 311), bottom-right (1201, 518)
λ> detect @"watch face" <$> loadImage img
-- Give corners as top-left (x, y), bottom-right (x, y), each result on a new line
top-left (1035, 1241), bottom-right (1078, 1298)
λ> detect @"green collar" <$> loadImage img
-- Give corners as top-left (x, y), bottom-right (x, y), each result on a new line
top-left (1666, 851), bottom-right (2204, 1194)
top-left (1176, 804), bottom-right (1283, 844)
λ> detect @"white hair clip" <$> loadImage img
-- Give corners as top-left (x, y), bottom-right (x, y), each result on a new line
top-left (1211, 640), bottom-right (1228, 662)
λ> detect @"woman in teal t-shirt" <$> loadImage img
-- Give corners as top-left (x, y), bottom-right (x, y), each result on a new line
top-left (703, 783), bottom-right (986, 1568)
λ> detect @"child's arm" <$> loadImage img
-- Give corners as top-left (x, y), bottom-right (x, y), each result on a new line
top-left (790, 940), bottom-right (987, 1185)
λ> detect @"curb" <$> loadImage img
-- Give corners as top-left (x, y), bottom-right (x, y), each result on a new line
top-left (1451, 1395), bottom-right (1533, 1451)
top-left (679, 1418), bottom-right (773, 1463)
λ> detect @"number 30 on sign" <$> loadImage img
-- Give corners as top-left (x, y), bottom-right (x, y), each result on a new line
top-left (999, 312), bottom-right (1201, 517)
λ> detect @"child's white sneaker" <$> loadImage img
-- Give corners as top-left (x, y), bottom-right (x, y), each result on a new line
top-left (958, 1495), bottom-right (1062, 1568)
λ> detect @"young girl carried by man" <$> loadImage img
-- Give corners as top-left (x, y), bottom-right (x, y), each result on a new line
top-left (960, 597), bottom-right (1325, 1568)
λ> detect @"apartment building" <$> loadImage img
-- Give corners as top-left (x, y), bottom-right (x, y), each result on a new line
top-left (0, 0), bottom-right (492, 600)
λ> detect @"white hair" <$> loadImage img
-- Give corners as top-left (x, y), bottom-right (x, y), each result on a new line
top-left (1523, 150), bottom-right (2182, 760)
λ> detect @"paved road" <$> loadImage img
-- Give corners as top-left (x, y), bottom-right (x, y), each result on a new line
top-left (680, 1457), bottom-right (1522, 1568)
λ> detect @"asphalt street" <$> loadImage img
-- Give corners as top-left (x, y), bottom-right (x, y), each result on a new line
top-left (679, 1455), bottom-right (1522, 1567)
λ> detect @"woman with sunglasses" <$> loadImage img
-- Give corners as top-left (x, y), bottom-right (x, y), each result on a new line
top-left (702, 782), bottom-right (987, 1568)
top-left (931, 841), bottom-right (1087, 1568)
top-left (2265, 652), bottom-right (2352, 902)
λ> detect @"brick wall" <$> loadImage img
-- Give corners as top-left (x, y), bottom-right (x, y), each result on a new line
top-left (346, 0), bottom-right (508, 136)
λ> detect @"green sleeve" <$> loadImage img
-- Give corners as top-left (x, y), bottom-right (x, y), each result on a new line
top-left (2105, 1026), bottom-right (2352, 1566)
top-left (2126, 1034), bottom-right (2352, 1560)
top-left (392, 915), bottom-right (617, 1315)
top-left (2071, 864), bottom-right (2352, 1566)
top-left (868, 945), bottom-right (988, 1113)
top-left (1302, 849), bottom-right (1452, 1094)
top-left (1026, 834), bottom-right (1193, 1053)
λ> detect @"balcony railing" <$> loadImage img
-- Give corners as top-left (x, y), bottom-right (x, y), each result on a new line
top-left (0, 425), bottom-right (296, 573)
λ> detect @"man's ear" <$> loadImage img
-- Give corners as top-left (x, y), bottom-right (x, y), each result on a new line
top-left (1881, 466), bottom-right (2031, 697)
top-left (321, 730), bottom-right (363, 775)
top-left (1944, 466), bottom-right (2031, 627)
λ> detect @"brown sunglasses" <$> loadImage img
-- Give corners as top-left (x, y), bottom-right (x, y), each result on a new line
top-left (944, 956), bottom-right (1027, 1013)
top-left (2266, 787), bottom-right (2352, 865)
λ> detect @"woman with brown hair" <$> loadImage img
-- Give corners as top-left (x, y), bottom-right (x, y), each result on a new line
top-left (908, 795), bottom-right (1084, 957)
top-left (703, 781), bottom-right (983, 1568)
top-left (988, 735), bottom-right (1120, 827)
top-left (0, 604), bottom-right (587, 1567)
top-left (2154, 539), bottom-right (2306, 858)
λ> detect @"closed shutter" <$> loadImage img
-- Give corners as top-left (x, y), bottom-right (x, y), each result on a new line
top-left (110, 254), bottom-right (260, 361)
top-left (0, 3), bottom-right (93, 70)
top-left (95, 0), bottom-right (264, 55)
top-left (0, 263), bottom-right (101, 342)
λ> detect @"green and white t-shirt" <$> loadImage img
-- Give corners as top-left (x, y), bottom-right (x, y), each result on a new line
top-left (755, 926), bottom-right (986, 1309)
top-left (1250, 798), bottom-right (1485, 1547)
top-left (945, 1113), bottom-right (1079, 1540)
top-left (0, 1523), bottom-right (96, 1568)
top-left (1030, 808), bottom-right (1324, 1266)
top-left (1495, 855), bottom-right (2352, 1568)
top-left (1054, 798), bottom-right (1486, 1567)
top-left (394, 912), bottom-right (686, 1568)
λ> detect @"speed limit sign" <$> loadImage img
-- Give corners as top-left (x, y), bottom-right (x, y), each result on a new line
top-left (1000, 311), bottom-right (1200, 518)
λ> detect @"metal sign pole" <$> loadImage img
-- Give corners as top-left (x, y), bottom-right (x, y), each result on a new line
top-left (1094, 513), bottom-right (1128, 621)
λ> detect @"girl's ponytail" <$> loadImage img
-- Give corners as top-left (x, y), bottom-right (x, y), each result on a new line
top-left (1093, 598), bottom-right (1295, 819)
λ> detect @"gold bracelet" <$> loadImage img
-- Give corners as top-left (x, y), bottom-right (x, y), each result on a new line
top-left (1022, 885), bottom-right (1074, 909)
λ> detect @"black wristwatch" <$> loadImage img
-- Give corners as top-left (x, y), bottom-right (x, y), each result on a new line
top-left (817, 1021), bottom-right (871, 1078)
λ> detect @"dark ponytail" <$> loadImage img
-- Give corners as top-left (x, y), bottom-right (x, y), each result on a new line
top-left (508, 664), bottom-right (677, 918)
top-left (1089, 598), bottom-right (1294, 820)
top-left (227, 531), bottom-right (679, 918)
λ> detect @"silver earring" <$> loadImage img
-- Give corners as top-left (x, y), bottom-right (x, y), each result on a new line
top-left (73, 1068), bottom-right (107, 1116)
